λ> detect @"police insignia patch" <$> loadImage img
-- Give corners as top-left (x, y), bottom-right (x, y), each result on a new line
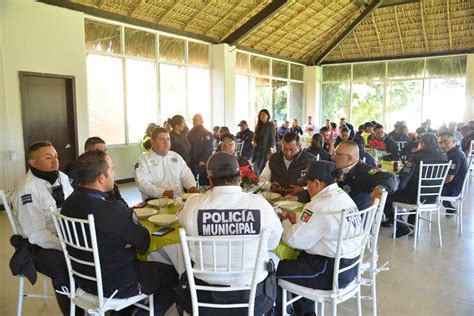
top-left (343, 185), bottom-right (351, 193)
top-left (368, 168), bottom-right (379, 175)
top-left (21, 194), bottom-right (32, 205)
top-left (134, 162), bottom-right (139, 169)
top-left (151, 160), bottom-right (157, 167)
top-left (206, 135), bottom-right (211, 140)
top-left (171, 157), bottom-right (178, 163)
top-left (300, 209), bottom-right (313, 223)
top-left (132, 211), bottom-right (139, 225)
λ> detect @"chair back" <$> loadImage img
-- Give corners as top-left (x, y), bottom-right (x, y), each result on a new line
top-left (470, 140), bottom-right (474, 157)
top-left (50, 211), bottom-right (107, 307)
top-left (235, 142), bottom-right (244, 156)
top-left (416, 162), bottom-right (451, 206)
top-left (396, 141), bottom-right (407, 152)
top-left (1, 190), bottom-right (19, 235)
top-left (332, 202), bottom-right (379, 292)
top-left (458, 156), bottom-right (472, 199)
top-left (179, 228), bottom-right (270, 316)
top-left (368, 192), bottom-right (388, 253)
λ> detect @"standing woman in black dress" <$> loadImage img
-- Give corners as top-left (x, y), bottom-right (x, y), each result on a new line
top-left (169, 115), bottom-right (191, 165)
top-left (252, 109), bottom-right (276, 175)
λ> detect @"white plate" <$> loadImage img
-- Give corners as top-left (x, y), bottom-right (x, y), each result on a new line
top-left (148, 214), bottom-right (177, 226)
top-left (133, 207), bottom-right (157, 219)
top-left (182, 193), bottom-right (202, 201)
top-left (258, 192), bottom-right (281, 200)
top-left (274, 200), bottom-right (303, 211)
top-left (147, 199), bottom-right (174, 207)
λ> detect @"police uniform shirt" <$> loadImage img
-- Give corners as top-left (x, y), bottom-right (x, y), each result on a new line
top-left (445, 146), bottom-right (468, 194)
top-left (236, 129), bottom-right (254, 160)
top-left (61, 187), bottom-right (150, 295)
top-left (188, 125), bottom-right (213, 171)
top-left (178, 186), bottom-right (283, 286)
top-left (281, 183), bottom-right (359, 259)
top-left (134, 150), bottom-right (196, 200)
top-left (12, 170), bottom-right (73, 250)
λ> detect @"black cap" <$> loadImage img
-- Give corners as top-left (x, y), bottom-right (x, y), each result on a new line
top-left (297, 160), bottom-right (338, 185)
top-left (206, 152), bottom-right (240, 178)
top-left (419, 133), bottom-right (438, 148)
top-left (237, 120), bottom-right (248, 127)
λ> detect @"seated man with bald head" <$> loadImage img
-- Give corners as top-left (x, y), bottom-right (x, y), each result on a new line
top-left (333, 140), bottom-right (397, 210)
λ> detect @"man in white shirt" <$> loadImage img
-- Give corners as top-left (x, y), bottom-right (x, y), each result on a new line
top-left (12, 141), bottom-right (74, 314)
top-left (135, 127), bottom-right (198, 200)
top-left (304, 115), bottom-right (315, 135)
top-left (276, 160), bottom-right (359, 315)
top-left (177, 152), bottom-right (283, 315)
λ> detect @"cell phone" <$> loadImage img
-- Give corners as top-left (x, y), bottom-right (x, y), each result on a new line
top-left (152, 227), bottom-right (175, 237)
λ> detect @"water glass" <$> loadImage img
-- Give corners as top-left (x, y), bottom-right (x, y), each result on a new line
top-left (159, 197), bottom-right (168, 213)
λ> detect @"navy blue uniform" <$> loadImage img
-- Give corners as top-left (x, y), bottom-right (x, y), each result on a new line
top-left (304, 146), bottom-right (332, 161)
top-left (235, 128), bottom-right (254, 161)
top-left (338, 162), bottom-right (397, 210)
top-left (188, 125), bottom-right (213, 185)
top-left (442, 146), bottom-right (467, 196)
top-left (61, 187), bottom-right (178, 314)
top-left (461, 132), bottom-right (474, 154)
top-left (359, 150), bottom-right (376, 167)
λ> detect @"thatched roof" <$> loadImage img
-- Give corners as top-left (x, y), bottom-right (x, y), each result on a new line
top-left (41, 0), bottom-right (474, 64)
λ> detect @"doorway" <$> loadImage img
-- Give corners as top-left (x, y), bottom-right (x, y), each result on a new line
top-left (19, 72), bottom-right (78, 171)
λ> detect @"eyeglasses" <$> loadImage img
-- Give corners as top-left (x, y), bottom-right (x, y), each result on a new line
top-left (222, 141), bottom-right (235, 145)
top-left (333, 151), bottom-right (351, 157)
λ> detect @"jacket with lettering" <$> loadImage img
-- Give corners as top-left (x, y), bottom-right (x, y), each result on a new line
top-left (281, 183), bottom-right (359, 258)
top-left (134, 150), bottom-right (196, 200)
top-left (338, 162), bottom-right (397, 210)
top-left (12, 170), bottom-right (73, 250)
top-left (178, 186), bottom-right (283, 286)
top-left (61, 187), bottom-right (150, 296)
top-left (235, 128), bottom-right (254, 160)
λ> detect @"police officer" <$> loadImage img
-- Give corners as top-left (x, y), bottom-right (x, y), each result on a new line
top-left (384, 134), bottom-right (448, 237)
top-left (135, 127), bottom-right (198, 200)
top-left (276, 160), bottom-right (359, 315)
top-left (235, 120), bottom-right (254, 161)
top-left (400, 127), bottom-right (427, 161)
top-left (177, 152), bottom-right (283, 315)
top-left (188, 114), bottom-right (213, 186)
top-left (367, 124), bottom-right (399, 161)
top-left (12, 141), bottom-right (74, 314)
top-left (304, 133), bottom-right (333, 161)
top-left (61, 150), bottom-right (178, 315)
top-left (333, 140), bottom-right (397, 211)
top-left (260, 132), bottom-right (316, 201)
top-left (438, 132), bottom-right (468, 212)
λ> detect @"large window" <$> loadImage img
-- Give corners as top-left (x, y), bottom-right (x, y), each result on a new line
top-left (321, 55), bottom-right (467, 130)
top-left (235, 51), bottom-right (305, 129)
top-left (85, 19), bottom-right (211, 145)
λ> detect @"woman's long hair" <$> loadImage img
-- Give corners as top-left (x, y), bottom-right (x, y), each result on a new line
top-left (254, 109), bottom-right (271, 140)
top-left (168, 115), bottom-right (185, 129)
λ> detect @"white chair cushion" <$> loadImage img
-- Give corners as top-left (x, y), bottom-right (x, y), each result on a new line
top-left (278, 279), bottom-right (361, 304)
top-left (73, 288), bottom-right (147, 312)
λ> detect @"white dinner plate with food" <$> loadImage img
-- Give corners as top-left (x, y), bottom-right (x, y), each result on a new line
top-left (148, 214), bottom-right (177, 226)
top-left (147, 199), bottom-right (174, 207)
top-left (273, 200), bottom-right (303, 211)
top-left (182, 193), bottom-right (202, 201)
top-left (133, 207), bottom-right (157, 219)
top-left (258, 192), bottom-right (281, 200)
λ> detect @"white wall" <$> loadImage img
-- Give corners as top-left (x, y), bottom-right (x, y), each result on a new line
top-left (304, 66), bottom-right (322, 127)
top-left (465, 54), bottom-right (474, 122)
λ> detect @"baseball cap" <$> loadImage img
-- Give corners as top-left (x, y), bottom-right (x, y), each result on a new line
top-left (298, 160), bottom-right (338, 185)
top-left (206, 152), bottom-right (240, 178)
top-left (237, 120), bottom-right (248, 126)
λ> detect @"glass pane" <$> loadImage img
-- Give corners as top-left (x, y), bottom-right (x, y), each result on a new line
top-left (235, 75), bottom-right (251, 128)
top-left (160, 35), bottom-right (185, 63)
top-left (321, 83), bottom-right (350, 125)
top-left (85, 19), bottom-right (121, 53)
top-left (126, 59), bottom-right (157, 143)
top-left (353, 63), bottom-right (385, 81)
top-left (249, 77), bottom-right (271, 119)
top-left (272, 60), bottom-right (288, 78)
top-left (188, 67), bottom-right (211, 129)
top-left (250, 55), bottom-right (270, 76)
top-left (160, 64), bottom-right (186, 124)
top-left (188, 42), bottom-right (209, 66)
top-left (426, 56), bottom-right (467, 77)
top-left (236, 52), bottom-right (249, 73)
top-left (322, 65), bottom-right (351, 82)
top-left (351, 82), bottom-right (384, 126)
top-left (423, 77), bottom-right (466, 127)
top-left (86, 54), bottom-right (125, 144)
top-left (387, 60), bottom-right (424, 79)
top-left (125, 28), bottom-right (156, 59)
top-left (386, 80), bottom-right (423, 131)
top-left (291, 64), bottom-right (304, 81)
top-left (272, 80), bottom-right (288, 123)
top-left (290, 82), bottom-right (304, 126)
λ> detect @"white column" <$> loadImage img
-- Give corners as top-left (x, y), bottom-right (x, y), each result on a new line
top-left (211, 43), bottom-right (236, 128)
top-left (464, 54), bottom-right (474, 122)
top-left (304, 66), bottom-right (322, 127)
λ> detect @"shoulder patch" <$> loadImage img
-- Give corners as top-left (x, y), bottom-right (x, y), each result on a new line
top-left (134, 162), bottom-right (139, 169)
top-left (171, 157), bottom-right (178, 163)
top-left (368, 168), bottom-right (379, 175)
top-left (132, 211), bottom-right (139, 225)
top-left (300, 209), bottom-right (313, 223)
top-left (21, 194), bottom-right (32, 205)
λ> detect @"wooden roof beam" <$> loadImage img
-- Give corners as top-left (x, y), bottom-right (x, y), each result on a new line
top-left (98, 0), bottom-right (107, 9)
top-left (222, 0), bottom-right (289, 46)
top-left (128, 0), bottom-right (145, 17)
top-left (371, 15), bottom-right (384, 55)
top-left (156, 0), bottom-right (182, 24)
top-left (419, 2), bottom-right (429, 51)
top-left (446, 0), bottom-right (453, 50)
top-left (183, 0), bottom-right (214, 30)
top-left (309, 0), bottom-right (382, 65)
top-left (394, 6), bottom-right (405, 54)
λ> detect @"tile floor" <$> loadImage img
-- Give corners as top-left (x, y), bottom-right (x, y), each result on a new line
top-left (1, 179), bottom-right (473, 315)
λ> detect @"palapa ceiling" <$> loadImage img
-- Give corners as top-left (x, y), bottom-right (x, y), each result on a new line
top-left (40, 0), bottom-right (474, 65)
